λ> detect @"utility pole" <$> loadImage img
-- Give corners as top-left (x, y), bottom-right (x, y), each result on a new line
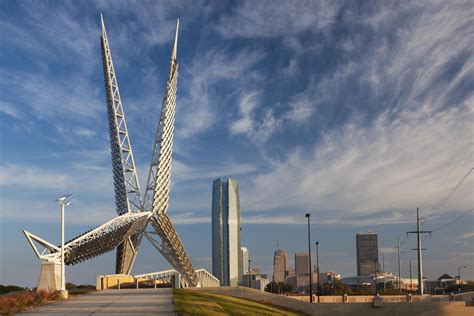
top-left (316, 241), bottom-right (320, 303)
top-left (374, 259), bottom-right (378, 295)
top-left (397, 237), bottom-right (401, 291)
top-left (383, 253), bottom-right (386, 292)
top-left (407, 207), bottom-right (431, 295)
top-left (409, 260), bottom-right (413, 293)
top-left (305, 213), bottom-right (313, 303)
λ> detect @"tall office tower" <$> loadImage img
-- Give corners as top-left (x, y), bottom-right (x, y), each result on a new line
top-left (241, 247), bottom-right (249, 277)
top-left (295, 252), bottom-right (309, 276)
top-left (212, 178), bottom-right (242, 286)
top-left (356, 232), bottom-right (379, 276)
top-left (273, 248), bottom-right (288, 283)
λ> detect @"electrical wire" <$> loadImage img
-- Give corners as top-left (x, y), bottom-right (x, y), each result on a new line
top-left (421, 167), bottom-right (473, 225)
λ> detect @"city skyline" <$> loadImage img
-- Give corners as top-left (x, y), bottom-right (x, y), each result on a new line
top-left (0, 1), bottom-right (472, 287)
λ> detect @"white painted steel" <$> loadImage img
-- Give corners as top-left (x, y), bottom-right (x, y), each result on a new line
top-left (24, 17), bottom-right (202, 289)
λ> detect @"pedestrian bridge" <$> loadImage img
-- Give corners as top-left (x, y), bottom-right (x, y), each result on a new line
top-left (97, 268), bottom-right (219, 290)
top-left (136, 268), bottom-right (220, 288)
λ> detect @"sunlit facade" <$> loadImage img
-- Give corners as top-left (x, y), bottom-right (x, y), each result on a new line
top-left (212, 178), bottom-right (242, 286)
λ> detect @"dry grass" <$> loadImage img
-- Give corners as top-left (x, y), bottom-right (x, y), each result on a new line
top-left (0, 290), bottom-right (59, 316)
top-left (173, 289), bottom-right (301, 316)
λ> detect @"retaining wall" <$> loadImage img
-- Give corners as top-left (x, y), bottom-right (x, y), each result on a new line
top-left (189, 286), bottom-right (471, 316)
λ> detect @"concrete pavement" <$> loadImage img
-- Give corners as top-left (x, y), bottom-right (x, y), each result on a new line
top-left (21, 288), bottom-right (175, 316)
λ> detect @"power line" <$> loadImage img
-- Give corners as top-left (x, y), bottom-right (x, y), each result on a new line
top-left (421, 167), bottom-right (473, 225)
top-left (422, 209), bottom-right (474, 241)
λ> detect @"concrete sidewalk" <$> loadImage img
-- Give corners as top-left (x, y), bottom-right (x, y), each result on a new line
top-left (21, 288), bottom-right (175, 316)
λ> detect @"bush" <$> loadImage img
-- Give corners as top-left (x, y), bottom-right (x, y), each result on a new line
top-left (0, 285), bottom-right (26, 295)
top-left (0, 290), bottom-right (59, 315)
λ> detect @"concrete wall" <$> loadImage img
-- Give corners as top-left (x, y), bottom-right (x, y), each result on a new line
top-left (189, 286), bottom-right (470, 316)
top-left (289, 294), bottom-right (456, 303)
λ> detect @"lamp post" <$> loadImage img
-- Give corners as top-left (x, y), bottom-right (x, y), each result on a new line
top-left (374, 259), bottom-right (378, 295)
top-left (248, 259), bottom-right (251, 288)
top-left (56, 193), bottom-right (74, 299)
top-left (316, 241), bottom-right (320, 303)
top-left (305, 213), bottom-right (313, 303)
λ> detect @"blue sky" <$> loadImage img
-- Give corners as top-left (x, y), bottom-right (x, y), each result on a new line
top-left (0, 0), bottom-right (473, 287)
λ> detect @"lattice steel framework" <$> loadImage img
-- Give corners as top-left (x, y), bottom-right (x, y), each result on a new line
top-left (142, 19), bottom-right (198, 286)
top-left (23, 16), bottom-right (198, 288)
top-left (100, 15), bottom-right (144, 275)
top-left (23, 212), bottom-right (151, 265)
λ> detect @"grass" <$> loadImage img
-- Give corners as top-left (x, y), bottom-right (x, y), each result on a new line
top-left (0, 290), bottom-right (59, 316)
top-left (173, 289), bottom-right (302, 316)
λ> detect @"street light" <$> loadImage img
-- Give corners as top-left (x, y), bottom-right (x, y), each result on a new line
top-left (305, 213), bottom-right (313, 303)
top-left (248, 259), bottom-right (251, 288)
top-left (374, 258), bottom-right (378, 295)
top-left (56, 193), bottom-right (74, 299)
top-left (315, 241), bottom-right (320, 303)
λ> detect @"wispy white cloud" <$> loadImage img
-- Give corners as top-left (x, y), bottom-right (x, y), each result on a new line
top-left (177, 48), bottom-right (265, 138)
top-left (0, 164), bottom-right (72, 190)
top-left (230, 91), bottom-right (260, 135)
top-left (243, 104), bottom-right (473, 214)
top-left (172, 160), bottom-right (257, 186)
top-left (215, 1), bottom-right (340, 39)
top-left (0, 101), bottom-right (22, 119)
top-left (75, 128), bottom-right (97, 138)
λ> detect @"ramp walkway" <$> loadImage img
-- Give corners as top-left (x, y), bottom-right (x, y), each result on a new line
top-left (21, 288), bottom-right (175, 316)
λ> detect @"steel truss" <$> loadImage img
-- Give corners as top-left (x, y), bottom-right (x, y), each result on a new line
top-left (24, 16), bottom-right (199, 287)
top-left (100, 15), bottom-right (143, 275)
top-left (24, 212), bottom-right (151, 264)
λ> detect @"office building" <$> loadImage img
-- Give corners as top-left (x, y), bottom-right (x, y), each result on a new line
top-left (243, 268), bottom-right (269, 291)
top-left (212, 178), bottom-right (242, 286)
top-left (356, 232), bottom-right (379, 276)
top-left (295, 252), bottom-right (309, 276)
top-left (241, 247), bottom-right (249, 278)
top-left (273, 247), bottom-right (288, 283)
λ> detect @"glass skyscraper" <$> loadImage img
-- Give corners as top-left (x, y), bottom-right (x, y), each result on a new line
top-left (212, 178), bottom-right (242, 286)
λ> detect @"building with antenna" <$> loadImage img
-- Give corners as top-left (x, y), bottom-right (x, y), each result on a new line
top-left (273, 245), bottom-right (288, 283)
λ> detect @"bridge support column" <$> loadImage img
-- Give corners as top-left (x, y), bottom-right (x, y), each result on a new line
top-left (37, 259), bottom-right (61, 292)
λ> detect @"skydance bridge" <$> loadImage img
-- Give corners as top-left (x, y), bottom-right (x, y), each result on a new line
top-left (23, 16), bottom-right (215, 289)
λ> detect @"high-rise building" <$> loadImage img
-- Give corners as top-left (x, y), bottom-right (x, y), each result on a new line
top-left (212, 178), bottom-right (242, 286)
top-left (241, 247), bottom-right (249, 277)
top-left (273, 248), bottom-right (288, 283)
top-left (295, 252), bottom-right (309, 277)
top-left (356, 232), bottom-right (379, 276)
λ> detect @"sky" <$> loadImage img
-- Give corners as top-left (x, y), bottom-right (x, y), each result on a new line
top-left (0, 0), bottom-right (473, 287)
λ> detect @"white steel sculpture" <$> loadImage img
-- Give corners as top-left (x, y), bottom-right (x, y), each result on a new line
top-left (23, 15), bottom-right (199, 289)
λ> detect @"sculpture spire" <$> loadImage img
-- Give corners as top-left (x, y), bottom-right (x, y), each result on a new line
top-left (171, 19), bottom-right (179, 62)
top-left (100, 14), bottom-right (143, 275)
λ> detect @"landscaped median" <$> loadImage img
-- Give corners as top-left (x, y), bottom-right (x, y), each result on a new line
top-left (173, 289), bottom-right (303, 315)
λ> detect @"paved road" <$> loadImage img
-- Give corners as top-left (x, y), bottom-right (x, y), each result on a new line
top-left (21, 288), bottom-right (175, 316)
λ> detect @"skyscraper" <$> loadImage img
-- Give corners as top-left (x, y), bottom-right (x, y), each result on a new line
top-left (241, 247), bottom-right (249, 279)
top-left (273, 247), bottom-right (288, 283)
top-left (212, 178), bottom-right (242, 286)
top-left (356, 232), bottom-right (379, 276)
top-left (295, 252), bottom-right (309, 276)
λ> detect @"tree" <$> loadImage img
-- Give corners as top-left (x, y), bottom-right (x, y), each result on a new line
top-left (265, 282), bottom-right (294, 294)
top-left (321, 280), bottom-right (351, 295)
